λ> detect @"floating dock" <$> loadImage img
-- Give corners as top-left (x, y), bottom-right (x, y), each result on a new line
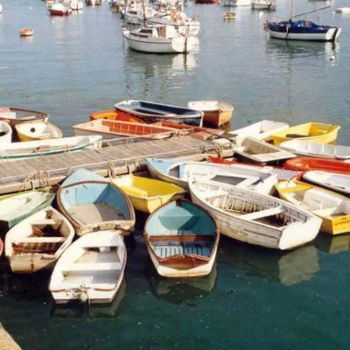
top-left (0, 323), bottom-right (21, 350)
top-left (0, 136), bottom-right (232, 195)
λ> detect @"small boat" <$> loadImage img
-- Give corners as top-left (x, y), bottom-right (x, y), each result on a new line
top-left (0, 190), bottom-right (55, 229)
top-left (187, 100), bottom-right (234, 127)
top-left (19, 28), bottom-right (34, 37)
top-left (0, 121), bottom-right (12, 144)
top-left (144, 199), bottom-right (219, 277)
top-left (48, 3), bottom-right (72, 16)
top-left (335, 8), bottom-right (350, 14)
top-left (271, 122), bottom-right (340, 145)
top-left (57, 169), bottom-right (135, 235)
top-left (234, 137), bottom-right (295, 163)
top-left (111, 175), bottom-right (186, 213)
top-left (0, 135), bottom-right (102, 161)
top-left (276, 180), bottom-right (350, 235)
top-left (189, 178), bottom-right (322, 250)
top-left (122, 25), bottom-right (199, 54)
top-left (0, 107), bottom-right (48, 127)
top-left (85, 0), bottom-right (102, 5)
top-left (50, 230), bottom-right (126, 304)
top-left (223, 12), bottom-right (236, 20)
top-left (284, 158), bottom-right (350, 175)
top-left (0, 3), bottom-right (3, 14)
top-left (230, 0), bottom-right (251, 6)
top-left (0, 238), bottom-right (3, 257)
top-left (251, 0), bottom-right (275, 10)
top-left (228, 120), bottom-right (289, 145)
top-left (280, 140), bottom-right (350, 160)
top-left (114, 100), bottom-right (203, 126)
top-left (89, 109), bottom-right (144, 123)
top-left (146, 158), bottom-right (278, 193)
top-left (15, 121), bottom-right (63, 142)
top-left (70, 0), bottom-right (84, 10)
top-left (73, 119), bottom-right (176, 140)
top-left (303, 171), bottom-right (350, 196)
top-left (5, 206), bottom-right (74, 273)
top-left (194, 0), bottom-right (220, 4)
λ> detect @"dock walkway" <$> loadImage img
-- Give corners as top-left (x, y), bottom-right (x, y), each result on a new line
top-left (0, 136), bottom-right (232, 195)
top-left (0, 323), bottom-right (21, 350)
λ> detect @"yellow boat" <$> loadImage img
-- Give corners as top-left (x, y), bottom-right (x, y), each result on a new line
top-left (271, 122), bottom-right (340, 145)
top-left (275, 180), bottom-right (350, 235)
top-left (15, 121), bottom-right (63, 142)
top-left (111, 175), bottom-right (186, 213)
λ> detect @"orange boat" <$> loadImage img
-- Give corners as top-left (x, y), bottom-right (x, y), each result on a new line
top-left (19, 28), bottom-right (34, 37)
top-left (89, 109), bottom-right (144, 123)
top-left (284, 157), bottom-right (350, 175)
top-left (73, 119), bottom-right (176, 140)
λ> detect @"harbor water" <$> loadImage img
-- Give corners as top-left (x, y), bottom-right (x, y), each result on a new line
top-left (1, 0), bottom-right (350, 348)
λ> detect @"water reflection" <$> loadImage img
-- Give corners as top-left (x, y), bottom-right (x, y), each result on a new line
top-left (218, 237), bottom-right (319, 286)
top-left (315, 233), bottom-right (350, 255)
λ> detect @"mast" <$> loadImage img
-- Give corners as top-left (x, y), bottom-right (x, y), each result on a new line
top-left (290, 0), bottom-right (294, 20)
top-left (142, 0), bottom-right (146, 26)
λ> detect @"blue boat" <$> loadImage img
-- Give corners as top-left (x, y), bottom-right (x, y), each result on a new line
top-left (144, 199), bottom-right (219, 277)
top-left (57, 169), bottom-right (135, 235)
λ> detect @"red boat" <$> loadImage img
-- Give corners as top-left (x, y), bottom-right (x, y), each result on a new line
top-left (283, 157), bottom-right (350, 175)
top-left (48, 3), bottom-right (72, 16)
top-left (89, 109), bottom-right (144, 123)
top-left (0, 237), bottom-right (3, 257)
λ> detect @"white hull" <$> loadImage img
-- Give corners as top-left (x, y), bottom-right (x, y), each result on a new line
top-left (268, 28), bottom-right (341, 42)
top-left (70, 0), bottom-right (84, 10)
top-left (0, 121), bottom-right (12, 144)
top-left (251, 2), bottom-right (274, 10)
top-left (335, 8), bottom-right (350, 14)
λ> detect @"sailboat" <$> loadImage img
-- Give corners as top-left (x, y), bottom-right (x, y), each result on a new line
top-left (266, 1), bottom-right (341, 42)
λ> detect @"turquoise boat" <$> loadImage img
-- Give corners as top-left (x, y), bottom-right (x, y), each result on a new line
top-left (57, 169), bottom-right (135, 236)
top-left (144, 199), bottom-right (219, 278)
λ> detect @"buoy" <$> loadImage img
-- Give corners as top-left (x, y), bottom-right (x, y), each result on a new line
top-left (223, 11), bottom-right (235, 20)
top-left (330, 55), bottom-right (336, 61)
top-left (19, 28), bottom-right (34, 37)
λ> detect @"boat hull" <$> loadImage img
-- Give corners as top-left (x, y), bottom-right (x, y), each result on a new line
top-left (268, 28), bottom-right (341, 42)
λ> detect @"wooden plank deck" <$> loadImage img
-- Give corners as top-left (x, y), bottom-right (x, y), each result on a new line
top-left (0, 323), bottom-right (22, 350)
top-left (0, 136), bottom-right (232, 195)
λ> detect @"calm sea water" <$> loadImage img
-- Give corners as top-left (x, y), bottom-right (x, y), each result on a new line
top-left (1, 0), bottom-right (350, 349)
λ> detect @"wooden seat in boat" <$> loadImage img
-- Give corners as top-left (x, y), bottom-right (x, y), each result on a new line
top-left (15, 237), bottom-right (66, 243)
top-left (240, 206), bottom-right (286, 220)
top-left (31, 219), bottom-right (62, 226)
top-left (62, 262), bottom-right (122, 274)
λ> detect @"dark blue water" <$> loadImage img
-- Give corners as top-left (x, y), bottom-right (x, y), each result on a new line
top-left (1, 0), bottom-right (350, 348)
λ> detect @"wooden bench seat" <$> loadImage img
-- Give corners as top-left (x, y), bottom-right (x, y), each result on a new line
top-left (62, 262), bottom-right (122, 274)
top-left (14, 237), bottom-right (66, 244)
top-left (240, 206), bottom-right (285, 221)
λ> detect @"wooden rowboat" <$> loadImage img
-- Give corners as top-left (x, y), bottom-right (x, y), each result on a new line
top-left (57, 169), bottom-right (135, 235)
top-left (280, 139), bottom-right (350, 160)
top-left (284, 158), bottom-right (350, 175)
top-left (276, 180), bottom-right (350, 235)
top-left (73, 119), bottom-right (176, 140)
top-left (114, 100), bottom-right (203, 126)
top-left (234, 137), bottom-right (295, 163)
top-left (0, 190), bottom-right (55, 229)
top-left (19, 28), bottom-right (33, 37)
top-left (144, 199), bottom-right (219, 277)
top-left (50, 230), bottom-right (126, 304)
top-left (15, 121), bottom-right (63, 142)
top-left (0, 121), bottom-right (12, 144)
top-left (271, 122), bottom-right (340, 145)
top-left (0, 107), bottom-right (48, 127)
top-left (187, 100), bottom-right (234, 127)
top-left (89, 109), bottom-right (144, 123)
top-left (5, 206), bottom-right (74, 273)
top-left (111, 175), bottom-right (186, 214)
top-left (303, 171), bottom-right (350, 196)
top-left (189, 177), bottom-right (322, 250)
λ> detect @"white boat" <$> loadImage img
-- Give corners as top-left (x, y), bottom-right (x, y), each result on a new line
top-left (48, 2), bottom-right (72, 16)
top-left (0, 121), bottom-right (12, 144)
top-left (0, 3), bottom-right (3, 14)
top-left (251, 0), bottom-right (275, 10)
top-left (234, 137), bottom-right (296, 163)
top-left (5, 206), bottom-right (74, 273)
top-left (335, 8), bottom-right (350, 14)
top-left (85, 0), bottom-right (102, 5)
top-left (49, 230), bottom-right (126, 304)
top-left (15, 121), bottom-right (63, 142)
top-left (280, 140), bottom-right (350, 160)
top-left (231, 0), bottom-right (251, 6)
top-left (122, 25), bottom-right (199, 54)
top-left (70, 0), bottom-right (84, 10)
top-left (228, 120), bottom-right (289, 145)
top-left (146, 157), bottom-right (278, 193)
top-left (189, 178), bottom-right (322, 250)
top-left (303, 171), bottom-right (350, 196)
top-left (0, 135), bottom-right (102, 162)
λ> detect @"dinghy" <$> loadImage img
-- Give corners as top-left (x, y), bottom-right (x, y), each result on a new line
top-left (0, 121), bottom-right (12, 144)
top-left (189, 178), bottom-right (322, 250)
top-left (284, 158), bottom-right (350, 175)
top-left (187, 100), bottom-right (234, 128)
top-left (57, 169), bottom-right (135, 235)
top-left (146, 158), bottom-right (278, 193)
top-left (89, 109), bottom-right (144, 123)
top-left (15, 121), bottom-right (63, 142)
top-left (0, 190), bottom-right (55, 229)
top-left (0, 107), bottom-right (48, 127)
top-left (335, 8), bottom-right (350, 14)
top-left (303, 171), bottom-right (350, 196)
top-left (280, 140), bottom-right (350, 160)
top-left (50, 230), bottom-right (126, 304)
top-left (5, 207), bottom-right (74, 273)
top-left (0, 135), bottom-right (102, 161)
top-left (111, 175), bottom-right (186, 213)
top-left (233, 137), bottom-right (295, 163)
top-left (271, 122), bottom-right (340, 145)
top-left (228, 120), bottom-right (289, 145)
top-left (48, 2), bottom-right (72, 15)
top-left (114, 100), bottom-right (203, 126)
top-left (144, 199), bottom-right (219, 277)
top-left (276, 180), bottom-right (350, 235)
top-left (251, 0), bottom-right (276, 10)
top-left (73, 119), bottom-right (175, 140)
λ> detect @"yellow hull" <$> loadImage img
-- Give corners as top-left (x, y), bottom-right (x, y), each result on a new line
top-left (272, 122), bottom-right (340, 145)
top-left (111, 175), bottom-right (186, 214)
top-left (16, 122), bottom-right (63, 142)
